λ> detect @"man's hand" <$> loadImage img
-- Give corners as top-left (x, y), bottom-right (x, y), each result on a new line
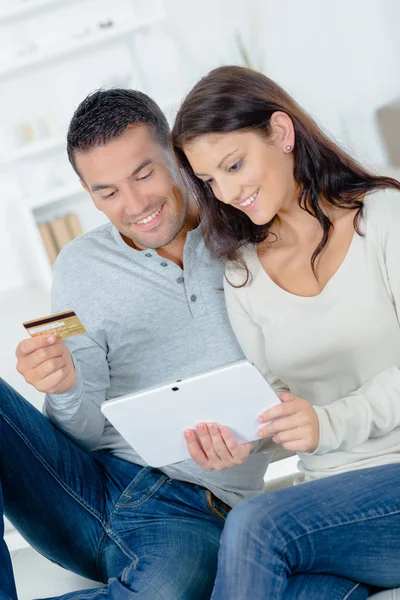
top-left (184, 423), bottom-right (252, 471)
top-left (16, 335), bottom-right (76, 395)
top-left (258, 392), bottom-right (320, 453)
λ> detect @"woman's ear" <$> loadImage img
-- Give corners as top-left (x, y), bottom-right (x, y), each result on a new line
top-left (270, 111), bottom-right (295, 153)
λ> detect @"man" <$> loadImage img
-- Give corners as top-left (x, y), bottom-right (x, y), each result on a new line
top-left (0, 89), bottom-right (274, 599)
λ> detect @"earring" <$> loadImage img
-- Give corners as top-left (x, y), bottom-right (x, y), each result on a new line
top-left (286, 145), bottom-right (292, 152)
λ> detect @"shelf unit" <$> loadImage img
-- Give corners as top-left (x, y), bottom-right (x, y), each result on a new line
top-left (26, 181), bottom-right (83, 211)
top-left (0, 136), bottom-right (65, 165)
top-left (1, 0), bottom-right (177, 292)
top-left (0, 0), bottom-right (76, 24)
top-left (0, 14), bottom-right (165, 79)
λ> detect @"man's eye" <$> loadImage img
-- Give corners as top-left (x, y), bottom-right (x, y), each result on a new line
top-left (103, 191), bottom-right (116, 199)
top-left (229, 159), bottom-right (242, 172)
top-left (137, 170), bottom-right (153, 181)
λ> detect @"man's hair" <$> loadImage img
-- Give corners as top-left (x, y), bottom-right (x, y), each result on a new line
top-left (67, 88), bottom-right (171, 177)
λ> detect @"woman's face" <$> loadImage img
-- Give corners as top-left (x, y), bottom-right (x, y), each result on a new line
top-left (184, 124), bottom-right (296, 226)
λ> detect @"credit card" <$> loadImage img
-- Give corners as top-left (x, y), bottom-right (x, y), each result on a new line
top-left (23, 310), bottom-right (87, 339)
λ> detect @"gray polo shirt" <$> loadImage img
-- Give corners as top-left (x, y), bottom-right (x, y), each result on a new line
top-left (45, 223), bottom-right (273, 507)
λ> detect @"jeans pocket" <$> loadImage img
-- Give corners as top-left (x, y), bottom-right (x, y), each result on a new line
top-left (116, 467), bottom-right (169, 509)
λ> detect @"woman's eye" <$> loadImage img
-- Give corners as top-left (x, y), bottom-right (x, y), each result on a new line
top-left (229, 159), bottom-right (242, 172)
top-left (204, 178), bottom-right (215, 186)
top-left (137, 170), bottom-right (153, 181)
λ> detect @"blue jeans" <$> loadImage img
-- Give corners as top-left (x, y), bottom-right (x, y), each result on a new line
top-left (0, 378), bottom-right (229, 599)
top-left (211, 463), bottom-right (400, 600)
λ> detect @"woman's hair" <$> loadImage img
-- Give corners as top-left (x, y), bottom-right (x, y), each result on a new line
top-left (172, 65), bottom-right (400, 276)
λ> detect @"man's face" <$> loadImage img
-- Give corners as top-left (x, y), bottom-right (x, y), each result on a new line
top-left (75, 124), bottom-right (188, 249)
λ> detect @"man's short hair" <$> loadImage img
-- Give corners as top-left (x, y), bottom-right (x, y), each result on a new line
top-left (67, 88), bottom-right (171, 177)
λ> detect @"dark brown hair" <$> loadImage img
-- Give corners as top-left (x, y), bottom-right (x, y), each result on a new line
top-left (172, 65), bottom-right (400, 276)
top-left (67, 88), bottom-right (170, 179)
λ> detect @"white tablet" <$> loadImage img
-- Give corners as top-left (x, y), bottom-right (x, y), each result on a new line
top-left (101, 360), bottom-right (280, 468)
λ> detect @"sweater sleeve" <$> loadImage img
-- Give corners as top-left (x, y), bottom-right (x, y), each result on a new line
top-left (224, 276), bottom-right (289, 396)
top-left (224, 275), bottom-right (289, 454)
top-left (43, 248), bottom-right (107, 451)
top-left (311, 190), bottom-right (400, 455)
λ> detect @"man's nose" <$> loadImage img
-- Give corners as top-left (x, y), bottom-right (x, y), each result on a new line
top-left (122, 187), bottom-right (149, 218)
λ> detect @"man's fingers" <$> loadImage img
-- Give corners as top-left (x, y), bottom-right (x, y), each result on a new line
top-left (184, 424), bottom-right (252, 472)
top-left (18, 344), bottom-right (64, 372)
top-left (35, 357), bottom-right (68, 381)
top-left (184, 430), bottom-right (210, 469)
top-left (195, 423), bottom-right (224, 465)
top-left (220, 427), bottom-right (252, 463)
top-left (34, 367), bottom-right (70, 394)
top-left (16, 335), bottom-right (57, 359)
top-left (206, 424), bottom-right (234, 465)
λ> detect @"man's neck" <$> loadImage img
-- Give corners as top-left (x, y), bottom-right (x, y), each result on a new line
top-left (157, 209), bottom-right (199, 268)
top-left (120, 208), bottom-right (199, 269)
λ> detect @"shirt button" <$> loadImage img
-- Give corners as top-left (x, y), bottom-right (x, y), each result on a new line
top-left (190, 294), bottom-right (197, 303)
top-left (160, 262), bottom-right (168, 267)
top-left (177, 276), bottom-right (184, 284)
top-left (145, 253), bottom-right (152, 257)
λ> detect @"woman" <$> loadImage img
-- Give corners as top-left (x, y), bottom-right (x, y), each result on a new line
top-left (172, 65), bottom-right (400, 599)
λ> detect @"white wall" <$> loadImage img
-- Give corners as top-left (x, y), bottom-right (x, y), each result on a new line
top-left (255, 0), bottom-right (400, 165)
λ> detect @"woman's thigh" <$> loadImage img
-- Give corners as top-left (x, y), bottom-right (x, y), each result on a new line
top-left (218, 464), bottom-right (400, 592)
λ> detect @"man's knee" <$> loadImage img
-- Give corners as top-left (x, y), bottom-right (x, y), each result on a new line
top-left (0, 378), bottom-right (11, 399)
top-left (0, 379), bottom-right (22, 413)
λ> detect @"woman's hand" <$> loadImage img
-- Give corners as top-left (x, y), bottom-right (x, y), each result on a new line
top-left (258, 393), bottom-right (320, 453)
top-left (184, 423), bottom-right (252, 471)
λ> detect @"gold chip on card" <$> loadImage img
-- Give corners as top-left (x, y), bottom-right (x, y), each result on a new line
top-left (23, 310), bottom-right (87, 339)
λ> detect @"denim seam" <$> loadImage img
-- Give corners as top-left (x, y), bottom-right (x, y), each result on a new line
top-left (285, 506), bottom-right (400, 547)
top-left (114, 467), bottom-right (153, 506)
top-left (96, 473), bottom-right (169, 575)
top-left (0, 407), bottom-right (140, 582)
top-left (121, 561), bottom-right (137, 584)
top-left (0, 408), bottom-right (106, 524)
top-left (95, 528), bottom-right (109, 580)
top-left (120, 564), bottom-right (170, 600)
top-left (96, 477), bottom-right (170, 571)
top-left (59, 586), bottom-right (109, 599)
top-left (114, 475), bottom-right (169, 509)
top-left (280, 509), bottom-right (400, 596)
top-left (343, 582), bottom-right (361, 600)
top-left (103, 525), bottom-right (139, 567)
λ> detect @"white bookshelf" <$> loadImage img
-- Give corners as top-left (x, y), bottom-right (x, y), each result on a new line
top-left (0, 14), bottom-right (165, 80)
top-left (26, 182), bottom-right (84, 211)
top-left (0, 0), bottom-right (73, 24)
top-left (0, 136), bottom-right (65, 164)
top-left (0, 0), bottom-right (180, 289)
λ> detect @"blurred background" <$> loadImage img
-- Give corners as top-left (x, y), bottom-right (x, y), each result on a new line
top-left (0, 0), bottom-right (399, 595)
